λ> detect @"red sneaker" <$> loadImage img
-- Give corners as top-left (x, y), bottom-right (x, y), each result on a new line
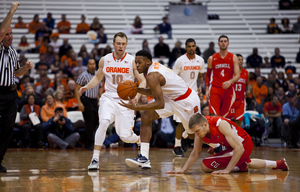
top-left (272, 158), bottom-right (289, 171)
top-left (238, 162), bottom-right (249, 172)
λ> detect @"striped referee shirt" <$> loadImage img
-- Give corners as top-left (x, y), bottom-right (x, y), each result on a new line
top-left (0, 44), bottom-right (20, 86)
top-left (76, 70), bottom-right (100, 99)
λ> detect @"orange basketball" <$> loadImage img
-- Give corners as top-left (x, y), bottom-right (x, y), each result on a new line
top-left (117, 80), bottom-right (138, 100)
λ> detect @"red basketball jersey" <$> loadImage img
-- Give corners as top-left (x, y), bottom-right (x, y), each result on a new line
top-left (233, 68), bottom-right (248, 100)
top-left (210, 52), bottom-right (234, 88)
top-left (203, 116), bottom-right (250, 149)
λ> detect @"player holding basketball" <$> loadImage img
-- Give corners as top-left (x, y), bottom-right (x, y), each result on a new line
top-left (120, 50), bottom-right (201, 169)
top-left (205, 35), bottom-right (240, 117)
top-left (226, 54), bottom-right (249, 127)
top-left (172, 38), bottom-right (205, 157)
top-left (167, 114), bottom-right (289, 174)
top-left (78, 32), bottom-right (146, 170)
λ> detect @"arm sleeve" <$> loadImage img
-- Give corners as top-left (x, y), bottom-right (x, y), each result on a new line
top-left (205, 68), bottom-right (212, 87)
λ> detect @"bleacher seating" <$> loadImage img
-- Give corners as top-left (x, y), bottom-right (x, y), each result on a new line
top-left (0, 0), bottom-right (299, 79)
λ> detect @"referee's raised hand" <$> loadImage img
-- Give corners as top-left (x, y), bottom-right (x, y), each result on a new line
top-left (10, 2), bottom-right (20, 14)
top-left (25, 60), bottom-right (34, 70)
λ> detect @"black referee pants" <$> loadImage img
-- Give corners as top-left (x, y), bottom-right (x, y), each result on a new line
top-left (81, 97), bottom-right (99, 147)
top-left (0, 90), bottom-right (17, 164)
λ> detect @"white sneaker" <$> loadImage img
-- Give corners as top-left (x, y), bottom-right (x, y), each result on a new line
top-left (88, 158), bottom-right (99, 170)
top-left (125, 154), bottom-right (151, 169)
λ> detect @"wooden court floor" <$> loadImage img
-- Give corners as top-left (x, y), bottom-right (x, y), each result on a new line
top-left (0, 147), bottom-right (299, 192)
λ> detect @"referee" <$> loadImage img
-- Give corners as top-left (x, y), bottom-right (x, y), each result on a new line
top-left (75, 59), bottom-right (101, 150)
top-left (0, 2), bottom-right (34, 172)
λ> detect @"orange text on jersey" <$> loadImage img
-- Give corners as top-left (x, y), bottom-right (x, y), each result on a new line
top-left (184, 66), bottom-right (200, 70)
top-left (106, 67), bottom-right (130, 73)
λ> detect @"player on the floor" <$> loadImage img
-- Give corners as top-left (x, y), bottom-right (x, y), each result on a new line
top-left (167, 114), bottom-right (289, 174)
top-left (225, 53), bottom-right (249, 127)
top-left (205, 35), bottom-right (240, 117)
top-left (172, 38), bottom-right (205, 157)
top-left (78, 32), bottom-right (146, 170)
top-left (120, 50), bottom-right (201, 169)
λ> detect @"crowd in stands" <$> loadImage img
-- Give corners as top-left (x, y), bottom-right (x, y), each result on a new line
top-left (9, 11), bottom-right (300, 149)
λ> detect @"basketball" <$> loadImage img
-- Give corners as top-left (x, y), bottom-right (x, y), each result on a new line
top-left (117, 80), bottom-right (138, 100)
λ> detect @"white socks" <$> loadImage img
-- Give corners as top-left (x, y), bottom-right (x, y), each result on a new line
top-left (175, 138), bottom-right (181, 147)
top-left (140, 142), bottom-right (150, 159)
top-left (265, 160), bottom-right (277, 168)
top-left (92, 149), bottom-right (100, 161)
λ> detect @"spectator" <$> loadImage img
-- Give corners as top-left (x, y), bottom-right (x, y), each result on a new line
top-left (19, 94), bottom-right (44, 148)
top-left (78, 45), bottom-right (87, 57)
top-left (35, 54), bottom-right (50, 73)
top-left (59, 38), bottom-right (73, 58)
top-left (279, 0), bottom-right (293, 9)
top-left (41, 94), bottom-right (67, 124)
top-left (202, 42), bottom-right (215, 63)
top-left (44, 45), bottom-right (55, 65)
top-left (253, 76), bottom-right (268, 113)
top-left (90, 17), bottom-right (103, 31)
top-left (277, 87), bottom-right (288, 105)
top-left (104, 45), bottom-right (112, 55)
top-left (276, 71), bottom-right (289, 92)
top-left (271, 68), bottom-right (278, 79)
top-left (43, 12), bottom-right (55, 30)
top-left (73, 57), bottom-right (88, 74)
top-left (57, 14), bottom-right (71, 34)
top-left (14, 16), bottom-right (27, 28)
top-left (263, 56), bottom-right (271, 68)
top-left (35, 22), bottom-right (51, 41)
top-left (280, 18), bottom-right (292, 33)
top-left (286, 69), bottom-right (295, 83)
top-left (292, 16), bottom-right (300, 33)
top-left (97, 27), bottom-right (107, 44)
top-left (18, 85), bottom-right (44, 111)
top-left (264, 73), bottom-right (276, 88)
top-left (296, 48), bottom-right (300, 63)
top-left (246, 48), bottom-right (263, 68)
top-left (169, 40), bottom-right (186, 68)
top-left (38, 37), bottom-right (50, 55)
top-left (54, 89), bottom-right (67, 107)
top-left (265, 86), bottom-right (275, 103)
top-left (286, 82), bottom-right (297, 96)
top-left (50, 54), bottom-right (60, 73)
top-left (76, 15), bottom-right (90, 34)
top-left (142, 39), bottom-right (152, 56)
top-left (131, 16), bottom-right (143, 34)
top-left (154, 16), bottom-right (172, 39)
top-left (17, 36), bottom-right (30, 53)
top-left (49, 33), bottom-right (62, 54)
top-left (44, 107), bottom-right (79, 149)
top-left (28, 14), bottom-right (41, 34)
top-left (271, 48), bottom-right (286, 68)
top-left (64, 80), bottom-right (78, 111)
top-left (248, 72), bottom-right (257, 87)
top-left (263, 95), bottom-right (283, 137)
top-left (154, 36), bottom-right (170, 58)
top-left (267, 18), bottom-right (280, 34)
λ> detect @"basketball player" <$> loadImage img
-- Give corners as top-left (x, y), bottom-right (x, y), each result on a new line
top-left (225, 54), bottom-right (249, 127)
top-left (205, 35), bottom-right (240, 117)
top-left (120, 50), bottom-right (201, 169)
top-left (167, 114), bottom-right (288, 174)
top-left (78, 32), bottom-right (146, 170)
top-left (172, 38), bottom-right (205, 157)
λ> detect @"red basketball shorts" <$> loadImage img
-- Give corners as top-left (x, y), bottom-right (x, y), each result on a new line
top-left (226, 99), bottom-right (246, 121)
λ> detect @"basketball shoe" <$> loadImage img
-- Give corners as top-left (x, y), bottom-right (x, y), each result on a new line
top-left (173, 147), bottom-right (184, 157)
top-left (125, 154), bottom-right (151, 169)
top-left (272, 158), bottom-right (289, 171)
top-left (88, 158), bottom-right (99, 170)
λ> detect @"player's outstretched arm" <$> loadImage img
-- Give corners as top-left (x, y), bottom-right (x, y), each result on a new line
top-left (167, 135), bottom-right (203, 174)
top-left (212, 121), bottom-right (244, 174)
top-left (78, 58), bottom-right (105, 95)
top-left (0, 2), bottom-right (19, 42)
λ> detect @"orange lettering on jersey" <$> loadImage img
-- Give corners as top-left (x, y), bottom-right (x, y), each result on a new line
top-left (154, 62), bottom-right (160, 70)
top-left (184, 66), bottom-right (200, 70)
top-left (194, 106), bottom-right (199, 113)
top-left (106, 67), bottom-right (130, 73)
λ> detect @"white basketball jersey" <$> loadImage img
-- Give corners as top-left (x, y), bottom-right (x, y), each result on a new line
top-left (103, 52), bottom-right (135, 99)
top-left (172, 54), bottom-right (205, 91)
top-left (147, 62), bottom-right (188, 100)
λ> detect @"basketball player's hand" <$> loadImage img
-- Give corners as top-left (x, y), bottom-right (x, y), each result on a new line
top-left (197, 87), bottom-right (202, 96)
top-left (166, 170), bottom-right (184, 174)
top-left (211, 169), bottom-right (230, 174)
top-left (132, 96), bottom-right (138, 105)
top-left (25, 60), bottom-right (34, 70)
top-left (119, 98), bottom-right (137, 110)
top-left (10, 2), bottom-right (20, 13)
top-left (78, 102), bottom-right (85, 112)
top-left (205, 90), bottom-right (210, 100)
top-left (78, 87), bottom-right (87, 96)
top-left (222, 80), bottom-right (232, 89)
